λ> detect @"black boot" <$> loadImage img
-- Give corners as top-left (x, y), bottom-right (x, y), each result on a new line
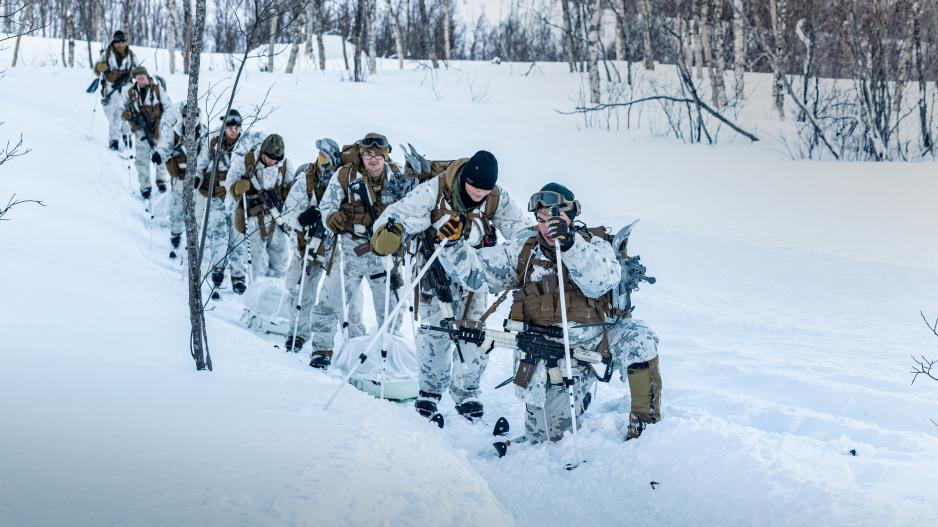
top-left (122, 134), bottom-right (132, 149)
top-left (455, 399), bottom-right (484, 421)
top-left (285, 335), bottom-right (306, 353)
top-left (231, 276), bottom-right (247, 295)
top-left (109, 139), bottom-right (119, 151)
top-left (156, 180), bottom-right (168, 193)
top-left (210, 268), bottom-right (225, 289)
top-left (309, 350), bottom-right (333, 369)
top-left (415, 391), bottom-right (441, 418)
top-left (141, 187), bottom-right (152, 200)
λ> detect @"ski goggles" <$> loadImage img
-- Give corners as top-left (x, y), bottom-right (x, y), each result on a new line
top-left (224, 115), bottom-right (242, 127)
top-left (358, 135), bottom-right (389, 150)
top-left (527, 191), bottom-right (581, 216)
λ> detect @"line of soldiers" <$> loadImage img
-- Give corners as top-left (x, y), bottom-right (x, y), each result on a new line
top-left (94, 30), bottom-right (664, 445)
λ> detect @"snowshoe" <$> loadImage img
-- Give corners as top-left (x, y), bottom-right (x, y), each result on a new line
top-left (309, 349), bottom-right (332, 369)
top-left (285, 335), bottom-right (306, 353)
top-left (231, 276), bottom-right (247, 295)
top-left (415, 390), bottom-right (441, 418)
top-left (141, 187), bottom-right (152, 200)
top-left (492, 417), bottom-right (510, 437)
top-left (122, 134), bottom-right (132, 149)
top-left (156, 180), bottom-right (168, 193)
top-left (456, 399), bottom-right (484, 421)
top-left (109, 139), bottom-right (119, 151)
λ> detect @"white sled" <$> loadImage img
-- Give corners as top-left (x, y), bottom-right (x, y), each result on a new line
top-left (240, 276), bottom-right (294, 337)
top-left (334, 334), bottom-right (419, 401)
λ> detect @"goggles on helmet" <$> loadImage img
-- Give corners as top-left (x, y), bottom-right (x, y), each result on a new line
top-left (358, 136), bottom-right (389, 149)
top-left (527, 191), bottom-right (581, 216)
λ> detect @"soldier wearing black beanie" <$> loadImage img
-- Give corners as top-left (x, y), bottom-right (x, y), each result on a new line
top-left (459, 150), bottom-right (498, 207)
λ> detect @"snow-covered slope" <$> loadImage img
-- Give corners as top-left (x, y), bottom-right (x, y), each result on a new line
top-left (1, 40), bottom-right (937, 526)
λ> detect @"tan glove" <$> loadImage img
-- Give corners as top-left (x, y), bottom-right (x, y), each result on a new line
top-left (230, 179), bottom-right (251, 199)
top-left (370, 222), bottom-right (404, 256)
top-left (437, 214), bottom-right (463, 241)
top-left (326, 211), bottom-right (348, 234)
top-left (94, 62), bottom-right (108, 75)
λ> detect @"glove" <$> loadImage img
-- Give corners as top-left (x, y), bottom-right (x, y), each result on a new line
top-left (297, 206), bottom-right (322, 228)
top-left (326, 211), bottom-right (348, 234)
top-left (437, 214), bottom-right (463, 241)
top-left (231, 179), bottom-right (251, 198)
top-left (370, 221), bottom-right (404, 256)
top-left (547, 217), bottom-right (574, 251)
top-left (151, 152), bottom-right (162, 164)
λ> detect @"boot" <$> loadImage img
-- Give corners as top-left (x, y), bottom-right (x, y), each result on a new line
top-left (109, 139), bottom-right (119, 151)
top-left (415, 391), bottom-right (441, 418)
top-left (211, 268), bottom-right (225, 289)
top-left (141, 187), bottom-right (152, 200)
top-left (156, 180), bottom-right (168, 193)
top-left (231, 276), bottom-right (247, 295)
top-left (309, 349), bottom-right (333, 369)
top-left (122, 134), bottom-right (132, 149)
top-left (455, 399), bottom-right (484, 421)
top-left (285, 335), bottom-right (306, 353)
top-left (625, 357), bottom-right (662, 440)
top-left (625, 412), bottom-right (645, 441)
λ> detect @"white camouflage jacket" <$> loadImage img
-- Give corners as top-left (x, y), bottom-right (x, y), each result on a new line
top-left (227, 145), bottom-right (295, 197)
top-left (155, 102), bottom-right (203, 159)
top-left (197, 128), bottom-right (260, 180)
top-left (373, 176), bottom-right (531, 244)
top-left (319, 162), bottom-right (411, 238)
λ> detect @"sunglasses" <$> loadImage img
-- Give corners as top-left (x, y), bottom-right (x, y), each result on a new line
top-left (527, 190), bottom-right (580, 215)
top-left (359, 136), bottom-right (388, 149)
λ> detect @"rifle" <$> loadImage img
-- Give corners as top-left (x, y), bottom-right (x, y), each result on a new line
top-left (422, 319), bottom-right (614, 386)
top-left (414, 226), bottom-right (467, 361)
top-left (132, 112), bottom-right (156, 149)
top-left (348, 178), bottom-right (379, 256)
top-left (301, 209), bottom-right (329, 267)
top-left (101, 72), bottom-right (131, 103)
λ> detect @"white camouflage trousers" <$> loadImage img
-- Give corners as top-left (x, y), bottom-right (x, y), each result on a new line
top-left (284, 253), bottom-right (329, 343)
top-left (416, 292), bottom-right (490, 404)
top-left (168, 177), bottom-right (186, 235)
top-left (308, 236), bottom-right (398, 351)
top-left (524, 372), bottom-right (595, 443)
top-left (241, 215), bottom-right (288, 279)
top-left (133, 130), bottom-right (167, 193)
top-left (102, 91), bottom-right (129, 144)
top-left (202, 196), bottom-right (246, 276)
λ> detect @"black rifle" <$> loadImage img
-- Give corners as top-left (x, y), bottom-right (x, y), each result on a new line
top-left (132, 113), bottom-right (156, 149)
top-left (348, 178), bottom-right (379, 256)
top-left (415, 229), bottom-right (466, 362)
top-left (422, 319), bottom-right (613, 385)
top-left (101, 72), bottom-right (131, 103)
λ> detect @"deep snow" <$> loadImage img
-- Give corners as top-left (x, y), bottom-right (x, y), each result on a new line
top-left (1, 37), bottom-right (937, 527)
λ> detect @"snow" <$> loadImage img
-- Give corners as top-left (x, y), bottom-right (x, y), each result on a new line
top-left (2, 36), bottom-right (937, 526)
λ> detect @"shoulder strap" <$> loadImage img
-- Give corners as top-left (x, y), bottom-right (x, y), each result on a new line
top-left (515, 233), bottom-right (540, 285)
top-left (483, 186), bottom-right (500, 220)
top-left (244, 150), bottom-right (256, 176)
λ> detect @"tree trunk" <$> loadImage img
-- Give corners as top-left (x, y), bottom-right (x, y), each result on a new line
top-left (182, 0), bottom-right (211, 371)
top-left (691, 1), bottom-right (704, 79)
top-left (561, 0), bottom-right (577, 73)
top-left (387, 0), bottom-right (405, 69)
top-left (770, 0), bottom-right (786, 119)
top-left (911, 0), bottom-right (932, 153)
top-left (11, 6), bottom-right (27, 68)
top-left (122, 0), bottom-right (130, 40)
top-left (443, 0), bottom-right (451, 61)
top-left (268, 13), bottom-right (279, 72)
top-left (182, 0), bottom-right (192, 74)
top-left (639, 0), bottom-right (654, 70)
top-left (352, 0), bottom-right (364, 81)
top-left (732, 0), bottom-right (745, 99)
top-left (166, 0), bottom-right (178, 75)
top-left (367, 0), bottom-right (377, 74)
top-left (587, 0), bottom-right (602, 104)
top-left (68, 13), bottom-right (75, 67)
top-left (419, 0), bottom-right (439, 68)
top-left (60, 0), bottom-right (67, 67)
top-left (286, 9), bottom-right (305, 73)
top-left (704, 0), bottom-right (727, 107)
top-left (315, 0), bottom-right (326, 70)
top-left (304, 2), bottom-right (314, 58)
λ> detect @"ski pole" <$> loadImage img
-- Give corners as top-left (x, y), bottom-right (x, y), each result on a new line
top-left (324, 243), bottom-right (447, 411)
top-left (554, 231), bottom-right (581, 470)
top-left (380, 254), bottom-right (392, 400)
top-left (290, 235), bottom-right (312, 352)
top-left (242, 194), bottom-right (254, 284)
top-left (337, 235), bottom-right (350, 344)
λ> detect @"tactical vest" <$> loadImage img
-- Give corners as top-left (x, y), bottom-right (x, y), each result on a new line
top-left (509, 227), bottom-right (614, 328)
top-left (199, 135), bottom-right (235, 199)
top-left (98, 46), bottom-right (134, 86)
top-left (336, 165), bottom-right (390, 238)
top-left (165, 126), bottom-right (202, 180)
top-left (233, 150), bottom-right (289, 238)
top-left (429, 158), bottom-right (500, 248)
top-left (127, 81), bottom-right (163, 140)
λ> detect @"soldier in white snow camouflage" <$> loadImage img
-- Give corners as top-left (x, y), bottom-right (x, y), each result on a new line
top-left (154, 101), bottom-right (202, 258)
top-left (308, 133), bottom-right (411, 369)
top-left (121, 65), bottom-right (170, 199)
top-left (280, 140), bottom-right (341, 353)
top-left (438, 183), bottom-right (662, 443)
top-left (93, 30), bottom-right (137, 150)
top-left (197, 109), bottom-right (260, 293)
top-left (371, 150), bottom-right (529, 420)
top-left (228, 134), bottom-right (295, 282)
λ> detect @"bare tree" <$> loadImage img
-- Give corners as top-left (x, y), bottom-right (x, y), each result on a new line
top-left (314, 0), bottom-right (326, 70)
top-left (561, 0), bottom-right (578, 72)
top-left (166, 0), bottom-right (179, 74)
top-left (770, 0), bottom-right (787, 119)
top-left (731, 0), bottom-right (745, 99)
top-left (442, 0), bottom-right (451, 61)
top-left (367, 0), bottom-right (377, 74)
top-left (586, 0), bottom-right (602, 103)
top-left (639, 0), bottom-right (654, 70)
top-left (386, 0), bottom-right (405, 69)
